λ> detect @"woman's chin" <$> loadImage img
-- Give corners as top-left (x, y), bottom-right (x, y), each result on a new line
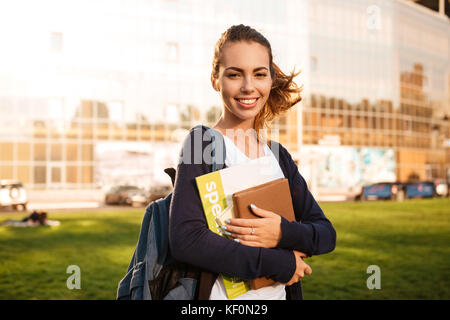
top-left (221, 101), bottom-right (264, 126)
top-left (230, 106), bottom-right (262, 120)
top-left (233, 111), bottom-right (260, 123)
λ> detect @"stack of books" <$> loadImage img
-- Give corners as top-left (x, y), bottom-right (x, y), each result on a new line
top-left (195, 155), bottom-right (295, 298)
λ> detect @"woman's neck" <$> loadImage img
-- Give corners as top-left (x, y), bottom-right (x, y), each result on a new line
top-left (213, 113), bottom-right (254, 134)
top-left (213, 114), bottom-right (266, 159)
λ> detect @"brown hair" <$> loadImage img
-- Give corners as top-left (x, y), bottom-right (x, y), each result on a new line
top-left (211, 24), bottom-right (302, 134)
top-left (38, 211), bottom-right (47, 225)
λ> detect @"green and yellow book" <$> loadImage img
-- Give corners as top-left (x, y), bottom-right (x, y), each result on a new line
top-left (195, 155), bottom-right (284, 299)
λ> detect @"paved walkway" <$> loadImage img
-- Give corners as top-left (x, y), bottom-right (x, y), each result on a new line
top-left (1, 188), bottom-right (356, 213)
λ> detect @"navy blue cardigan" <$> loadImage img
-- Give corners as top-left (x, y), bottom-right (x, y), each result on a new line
top-left (169, 126), bottom-right (336, 299)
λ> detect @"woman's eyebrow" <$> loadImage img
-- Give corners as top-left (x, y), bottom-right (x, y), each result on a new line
top-left (225, 66), bottom-right (269, 72)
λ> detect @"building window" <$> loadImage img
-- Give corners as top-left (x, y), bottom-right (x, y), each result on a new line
top-left (0, 165), bottom-right (13, 180)
top-left (82, 166), bottom-right (93, 184)
top-left (18, 166), bottom-right (30, 184)
top-left (66, 144), bottom-right (78, 162)
top-left (33, 143), bottom-right (47, 161)
top-left (50, 144), bottom-right (63, 161)
top-left (34, 166), bottom-right (46, 184)
top-left (17, 143), bottom-right (31, 161)
top-left (66, 166), bottom-right (78, 183)
top-left (0, 142), bottom-right (13, 161)
top-left (51, 167), bottom-right (62, 183)
top-left (81, 144), bottom-right (93, 161)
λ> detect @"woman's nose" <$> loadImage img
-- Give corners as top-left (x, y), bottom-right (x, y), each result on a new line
top-left (240, 76), bottom-right (255, 93)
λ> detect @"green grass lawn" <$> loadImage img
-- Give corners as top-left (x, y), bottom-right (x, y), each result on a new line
top-left (0, 198), bottom-right (449, 300)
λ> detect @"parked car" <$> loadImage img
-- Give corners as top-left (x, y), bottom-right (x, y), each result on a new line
top-left (105, 185), bottom-right (149, 207)
top-left (0, 180), bottom-right (28, 211)
top-left (148, 185), bottom-right (172, 202)
top-left (358, 182), bottom-right (406, 201)
top-left (433, 179), bottom-right (449, 197)
top-left (405, 181), bottom-right (435, 199)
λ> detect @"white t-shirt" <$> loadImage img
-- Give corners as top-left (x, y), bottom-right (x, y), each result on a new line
top-left (209, 134), bottom-right (286, 300)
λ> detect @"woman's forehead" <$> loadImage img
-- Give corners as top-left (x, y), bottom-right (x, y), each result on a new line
top-left (220, 41), bottom-right (270, 69)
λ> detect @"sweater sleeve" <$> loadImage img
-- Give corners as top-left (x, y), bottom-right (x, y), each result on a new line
top-left (168, 129), bottom-right (296, 283)
top-left (277, 145), bottom-right (337, 257)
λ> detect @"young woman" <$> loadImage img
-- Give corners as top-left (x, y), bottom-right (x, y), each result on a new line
top-left (169, 24), bottom-right (336, 300)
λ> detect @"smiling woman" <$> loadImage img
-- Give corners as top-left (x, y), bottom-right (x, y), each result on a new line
top-left (211, 25), bottom-right (302, 136)
top-left (211, 42), bottom-right (272, 128)
top-left (169, 24), bottom-right (336, 301)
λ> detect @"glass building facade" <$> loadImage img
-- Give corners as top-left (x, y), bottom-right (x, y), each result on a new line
top-left (0, 0), bottom-right (448, 195)
top-left (302, 0), bottom-right (449, 194)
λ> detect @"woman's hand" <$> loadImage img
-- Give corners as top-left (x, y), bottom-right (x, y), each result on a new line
top-left (284, 250), bottom-right (312, 286)
top-left (223, 204), bottom-right (282, 248)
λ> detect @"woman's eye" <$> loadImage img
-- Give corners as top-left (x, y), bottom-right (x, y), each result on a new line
top-left (255, 73), bottom-right (267, 78)
top-left (227, 73), bottom-right (239, 78)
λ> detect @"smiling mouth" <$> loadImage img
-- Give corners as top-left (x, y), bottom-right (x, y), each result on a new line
top-left (234, 97), bottom-right (259, 108)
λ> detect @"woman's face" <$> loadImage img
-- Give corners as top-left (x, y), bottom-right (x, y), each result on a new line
top-left (212, 41), bottom-right (272, 124)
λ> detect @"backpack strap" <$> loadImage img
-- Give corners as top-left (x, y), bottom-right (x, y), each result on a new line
top-left (196, 271), bottom-right (216, 300)
top-left (211, 134), bottom-right (217, 172)
top-left (161, 125), bottom-right (226, 300)
top-left (164, 125), bottom-right (226, 186)
top-left (200, 125), bottom-right (226, 172)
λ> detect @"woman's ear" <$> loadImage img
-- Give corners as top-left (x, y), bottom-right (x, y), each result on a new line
top-left (211, 74), bottom-right (220, 92)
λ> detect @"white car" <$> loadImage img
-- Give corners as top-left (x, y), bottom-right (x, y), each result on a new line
top-left (0, 180), bottom-right (28, 211)
top-left (434, 179), bottom-right (449, 197)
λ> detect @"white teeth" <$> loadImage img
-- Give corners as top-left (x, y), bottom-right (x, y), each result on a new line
top-left (237, 99), bottom-right (257, 104)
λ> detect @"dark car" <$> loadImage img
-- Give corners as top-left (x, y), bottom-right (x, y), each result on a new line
top-left (105, 185), bottom-right (149, 207)
top-left (405, 181), bottom-right (435, 199)
top-left (357, 182), bottom-right (406, 201)
top-left (358, 180), bottom-right (437, 201)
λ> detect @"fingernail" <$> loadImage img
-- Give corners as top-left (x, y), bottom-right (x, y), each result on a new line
top-left (250, 204), bottom-right (256, 210)
top-left (220, 225), bottom-right (227, 230)
top-left (224, 231), bottom-right (231, 236)
top-left (234, 239), bottom-right (240, 243)
top-left (225, 219), bottom-right (230, 224)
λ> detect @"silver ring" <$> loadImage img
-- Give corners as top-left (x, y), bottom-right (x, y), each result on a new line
top-left (250, 227), bottom-right (254, 235)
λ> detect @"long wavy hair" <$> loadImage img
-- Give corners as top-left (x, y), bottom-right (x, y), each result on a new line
top-left (211, 24), bottom-right (303, 135)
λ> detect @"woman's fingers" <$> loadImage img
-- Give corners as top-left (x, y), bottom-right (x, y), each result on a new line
top-left (225, 205), bottom-right (279, 234)
top-left (284, 251), bottom-right (313, 286)
top-left (226, 217), bottom-right (260, 228)
top-left (249, 204), bottom-right (276, 218)
top-left (226, 204), bottom-right (277, 227)
top-left (230, 232), bottom-right (258, 241)
top-left (286, 275), bottom-right (300, 286)
top-left (222, 224), bottom-right (253, 236)
top-left (225, 205), bottom-right (282, 248)
top-left (305, 265), bottom-right (312, 275)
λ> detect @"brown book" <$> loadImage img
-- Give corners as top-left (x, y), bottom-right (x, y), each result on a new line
top-left (232, 178), bottom-right (296, 290)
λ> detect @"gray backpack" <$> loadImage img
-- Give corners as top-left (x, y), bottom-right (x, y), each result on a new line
top-left (116, 126), bottom-right (225, 300)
